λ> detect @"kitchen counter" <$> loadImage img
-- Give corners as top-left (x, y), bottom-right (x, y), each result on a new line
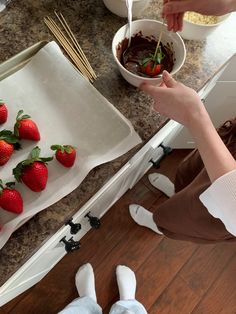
top-left (0, 0), bottom-right (236, 286)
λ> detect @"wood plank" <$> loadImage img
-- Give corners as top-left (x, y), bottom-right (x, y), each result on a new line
top-left (135, 238), bottom-right (198, 311)
top-left (179, 242), bottom-right (236, 297)
top-left (193, 253), bottom-right (236, 313)
top-left (6, 182), bottom-right (160, 314)
top-left (1, 289), bottom-right (30, 313)
top-left (94, 221), bottom-right (164, 308)
top-left (149, 275), bottom-right (199, 314)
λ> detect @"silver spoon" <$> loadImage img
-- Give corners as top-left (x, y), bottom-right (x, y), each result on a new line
top-left (126, 0), bottom-right (133, 48)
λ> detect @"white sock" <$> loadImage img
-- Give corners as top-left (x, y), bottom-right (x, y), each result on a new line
top-left (116, 265), bottom-right (136, 300)
top-left (75, 263), bottom-right (97, 302)
top-left (148, 173), bottom-right (175, 197)
top-left (129, 204), bottom-right (163, 234)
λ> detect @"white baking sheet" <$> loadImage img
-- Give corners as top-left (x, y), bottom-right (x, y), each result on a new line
top-left (0, 41), bottom-right (141, 249)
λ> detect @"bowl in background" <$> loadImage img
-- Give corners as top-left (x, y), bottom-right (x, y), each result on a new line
top-left (112, 19), bottom-right (186, 87)
top-left (103, 0), bottom-right (150, 18)
top-left (179, 13), bottom-right (230, 41)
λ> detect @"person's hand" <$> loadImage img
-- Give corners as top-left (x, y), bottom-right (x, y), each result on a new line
top-left (162, 0), bottom-right (235, 32)
top-left (163, 0), bottom-right (185, 32)
top-left (140, 71), bottom-right (207, 129)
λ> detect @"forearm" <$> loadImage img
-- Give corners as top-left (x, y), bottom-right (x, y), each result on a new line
top-left (141, 73), bottom-right (236, 183)
top-left (189, 110), bottom-right (236, 183)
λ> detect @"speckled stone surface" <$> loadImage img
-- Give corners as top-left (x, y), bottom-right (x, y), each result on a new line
top-left (0, 0), bottom-right (236, 286)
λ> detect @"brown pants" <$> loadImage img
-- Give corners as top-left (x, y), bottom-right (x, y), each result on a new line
top-left (153, 119), bottom-right (236, 244)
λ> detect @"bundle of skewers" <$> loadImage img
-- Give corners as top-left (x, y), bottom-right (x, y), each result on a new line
top-left (44, 11), bottom-right (97, 83)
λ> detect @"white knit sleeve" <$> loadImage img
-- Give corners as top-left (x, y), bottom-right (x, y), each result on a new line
top-left (199, 169), bottom-right (236, 237)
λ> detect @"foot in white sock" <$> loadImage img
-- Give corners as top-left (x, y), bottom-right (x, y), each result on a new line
top-left (129, 204), bottom-right (163, 234)
top-left (116, 265), bottom-right (136, 300)
top-left (75, 263), bottom-right (97, 302)
top-left (148, 173), bottom-right (175, 197)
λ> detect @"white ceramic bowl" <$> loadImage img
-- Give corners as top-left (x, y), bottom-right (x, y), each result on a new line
top-left (179, 13), bottom-right (230, 41)
top-left (112, 19), bottom-right (186, 87)
top-left (103, 0), bottom-right (150, 18)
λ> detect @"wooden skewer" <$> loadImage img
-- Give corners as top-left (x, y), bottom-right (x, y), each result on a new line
top-left (53, 11), bottom-right (96, 79)
top-left (44, 17), bottom-right (93, 82)
top-left (54, 11), bottom-right (97, 79)
top-left (46, 16), bottom-right (92, 76)
top-left (44, 18), bottom-right (91, 81)
top-left (44, 14), bottom-right (97, 82)
top-left (153, 19), bottom-right (165, 60)
top-left (45, 17), bottom-right (94, 81)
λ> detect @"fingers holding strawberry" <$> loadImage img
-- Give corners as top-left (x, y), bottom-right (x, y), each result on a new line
top-left (13, 146), bottom-right (53, 192)
top-left (0, 100), bottom-right (8, 124)
top-left (51, 145), bottom-right (76, 168)
top-left (0, 180), bottom-right (23, 214)
top-left (14, 110), bottom-right (40, 141)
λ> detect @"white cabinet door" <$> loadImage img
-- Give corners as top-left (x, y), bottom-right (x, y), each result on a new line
top-left (128, 120), bottom-right (182, 188)
top-left (0, 244), bottom-right (67, 306)
top-left (0, 119), bottom-right (182, 306)
top-left (0, 163), bottom-right (132, 307)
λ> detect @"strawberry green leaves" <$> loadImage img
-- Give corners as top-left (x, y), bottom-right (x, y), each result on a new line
top-left (0, 130), bottom-right (20, 146)
top-left (141, 46), bottom-right (165, 77)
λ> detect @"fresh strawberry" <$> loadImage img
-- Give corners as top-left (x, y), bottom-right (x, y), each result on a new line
top-left (0, 130), bottom-right (20, 166)
top-left (0, 100), bottom-right (8, 124)
top-left (0, 180), bottom-right (23, 214)
top-left (13, 146), bottom-right (53, 192)
top-left (14, 110), bottom-right (40, 141)
top-left (51, 145), bottom-right (76, 168)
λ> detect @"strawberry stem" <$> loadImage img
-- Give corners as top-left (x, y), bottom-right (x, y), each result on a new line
top-left (0, 180), bottom-right (16, 194)
top-left (0, 130), bottom-right (21, 147)
top-left (16, 110), bottom-right (31, 122)
top-left (51, 145), bottom-right (76, 154)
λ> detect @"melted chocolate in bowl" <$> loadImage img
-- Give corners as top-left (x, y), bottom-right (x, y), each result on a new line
top-left (116, 32), bottom-right (174, 78)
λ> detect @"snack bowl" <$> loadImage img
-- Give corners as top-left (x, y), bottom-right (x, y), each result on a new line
top-left (103, 0), bottom-right (150, 18)
top-left (112, 19), bottom-right (186, 87)
top-left (179, 12), bottom-right (231, 41)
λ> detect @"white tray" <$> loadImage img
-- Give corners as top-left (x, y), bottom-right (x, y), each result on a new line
top-left (0, 41), bottom-right (141, 249)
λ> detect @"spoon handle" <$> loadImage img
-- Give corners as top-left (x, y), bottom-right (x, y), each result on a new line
top-left (126, 0), bottom-right (133, 47)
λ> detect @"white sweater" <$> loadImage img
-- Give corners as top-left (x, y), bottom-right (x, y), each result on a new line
top-left (200, 169), bottom-right (236, 237)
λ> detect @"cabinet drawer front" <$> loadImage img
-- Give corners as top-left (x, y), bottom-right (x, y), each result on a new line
top-left (0, 164), bottom-right (132, 306)
top-left (0, 120), bottom-right (182, 307)
top-left (128, 120), bottom-right (182, 188)
top-left (0, 246), bottom-right (65, 306)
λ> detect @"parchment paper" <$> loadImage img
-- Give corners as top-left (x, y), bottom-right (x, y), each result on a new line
top-left (0, 42), bottom-right (141, 249)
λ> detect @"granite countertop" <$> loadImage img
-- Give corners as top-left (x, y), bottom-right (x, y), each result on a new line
top-left (0, 0), bottom-right (236, 286)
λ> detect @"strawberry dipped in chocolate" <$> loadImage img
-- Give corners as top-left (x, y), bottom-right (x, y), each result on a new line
top-left (0, 180), bottom-right (23, 214)
top-left (13, 146), bottom-right (53, 192)
top-left (14, 110), bottom-right (40, 141)
top-left (0, 100), bottom-right (8, 124)
top-left (120, 33), bottom-right (174, 78)
top-left (51, 145), bottom-right (76, 168)
top-left (0, 130), bottom-right (21, 166)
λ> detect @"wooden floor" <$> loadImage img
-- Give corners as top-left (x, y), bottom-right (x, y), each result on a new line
top-left (2, 150), bottom-right (236, 314)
